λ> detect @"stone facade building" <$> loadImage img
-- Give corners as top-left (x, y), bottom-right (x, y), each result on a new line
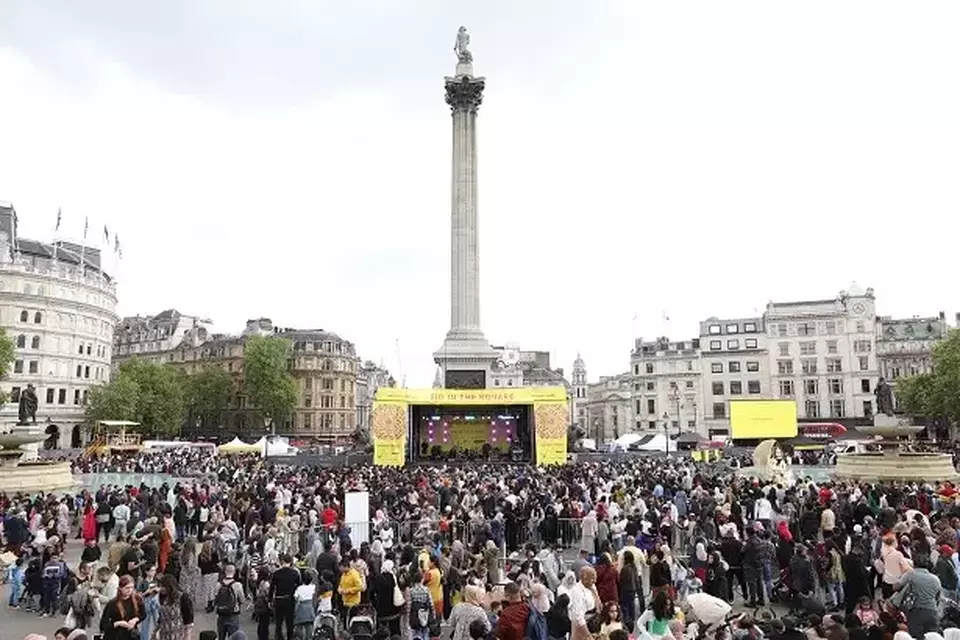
top-left (0, 203), bottom-right (119, 447)
top-left (583, 372), bottom-right (633, 443)
top-left (571, 354), bottom-right (587, 432)
top-left (699, 316), bottom-right (768, 437)
top-left (876, 312), bottom-right (949, 408)
top-left (113, 309), bottom-right (210, 367)
top-left (166, 318), bottom-right (358, 441)
top-left (631, 337), bottom-right (703, 436)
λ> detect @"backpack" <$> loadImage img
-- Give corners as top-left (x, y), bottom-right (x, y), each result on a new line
top-left (409, 589), bottom-right (432, 630)
top-left (215, 580), bottom-right (239, 615)
top-left (42, 562), bottom-right (64, 581)
top-left (525, 606), bottom-right (548, 640)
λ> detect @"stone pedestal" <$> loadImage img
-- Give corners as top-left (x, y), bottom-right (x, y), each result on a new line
top-left (433, 58), bottom-right (500, 387)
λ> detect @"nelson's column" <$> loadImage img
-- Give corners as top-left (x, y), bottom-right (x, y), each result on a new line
top-left (433, 27), bottom-right (500, 389)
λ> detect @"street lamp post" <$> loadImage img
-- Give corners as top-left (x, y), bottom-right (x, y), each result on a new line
top-left (661, 411), bottom-right (670, 457)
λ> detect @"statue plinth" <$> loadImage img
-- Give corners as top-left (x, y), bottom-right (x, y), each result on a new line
top-left (455, 61), bottom-right (474, 77)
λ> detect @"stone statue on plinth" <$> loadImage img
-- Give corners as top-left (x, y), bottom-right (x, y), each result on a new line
top-left (454, 26), bottom-right (473, 63)
top-left (875, 377), bottom-right (895, 417)
top-left (18, 384), bottom-right (38, 425)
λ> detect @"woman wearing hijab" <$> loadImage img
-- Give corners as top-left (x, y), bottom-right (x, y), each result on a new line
top-left (372, 559), bottom-right (402, 636)
top-left (448, 584), bottom-right (490, 640)
top-left (557, 571), bottom-right (577, 599)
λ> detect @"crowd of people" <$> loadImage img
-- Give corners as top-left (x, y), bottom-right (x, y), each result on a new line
top-left (3, 447), bottom-right (960, 640)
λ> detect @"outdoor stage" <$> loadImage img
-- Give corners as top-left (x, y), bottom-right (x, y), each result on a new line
top-left (371, 387), bottom-right (568, 467)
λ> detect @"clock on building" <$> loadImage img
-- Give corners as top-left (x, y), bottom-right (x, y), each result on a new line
top-left (852, 303), bottom-right (865, 315)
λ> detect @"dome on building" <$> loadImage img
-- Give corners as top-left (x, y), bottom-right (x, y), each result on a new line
top-left (846, 282), bottom-right (867, 297)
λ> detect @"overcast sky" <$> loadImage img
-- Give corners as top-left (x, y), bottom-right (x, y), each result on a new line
top-left (1, 1), bottom-right (958, 387)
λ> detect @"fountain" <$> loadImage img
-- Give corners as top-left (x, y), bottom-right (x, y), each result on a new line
top-left (835, 379), bottom-right (958, 482)
top-left (0, 389), bottom-right (76, 493)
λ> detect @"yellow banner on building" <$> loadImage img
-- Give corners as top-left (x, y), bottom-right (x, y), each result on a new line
top-left (534, 400), bottom-right (568, 466)
top-left (371, 402), bottom-right (406, 467)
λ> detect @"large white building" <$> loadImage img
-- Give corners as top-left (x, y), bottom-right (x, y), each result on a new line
top-left (876, 312), bottom-right (950, 409)
top-left (699, 316), bottom-right (769, 437)
top-left (0, 203), bottom-right (119, 447)
top-left (765, 285), bottom-right (879, 423)
top-left (630, 337), bottom-right (703, 436)
top-left (583, 371), bottom-right (633, 443)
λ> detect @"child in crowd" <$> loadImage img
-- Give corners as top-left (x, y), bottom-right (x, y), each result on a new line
top-left (6, 557), bottom-right (25, 608)
top-left (855, 597), bottom-right (879, 627)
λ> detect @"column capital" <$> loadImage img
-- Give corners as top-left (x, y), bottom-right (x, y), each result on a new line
top-left (445, 75), bottom-right (485, 113)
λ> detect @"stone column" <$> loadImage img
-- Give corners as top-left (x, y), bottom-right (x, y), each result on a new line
top-left (444, 68), bottom-right (485, 341)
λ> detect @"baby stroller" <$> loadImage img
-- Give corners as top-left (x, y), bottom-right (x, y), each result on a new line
top-left (348, 604), bottom-right (377, 640)
top-left (313, 612), bottom-right (339, 640)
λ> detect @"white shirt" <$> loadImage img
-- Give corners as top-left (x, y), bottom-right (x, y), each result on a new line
top-left (755, 498), bottom-right (773, 521)
top-left (567, 582), bottom-right (597, 626)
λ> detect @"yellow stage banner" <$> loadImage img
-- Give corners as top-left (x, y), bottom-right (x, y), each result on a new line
top-left (534, 400), bottom-right (568, 466)
top-left (371, 402), bottom-right (407, 467)
top-left (375, 386), bottom-right (568, 406)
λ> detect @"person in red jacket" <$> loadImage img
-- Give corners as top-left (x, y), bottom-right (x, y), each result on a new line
top-left (594, 553), bottom-right (619, 606)
top-left (495, 582), bottom-right (531, 640)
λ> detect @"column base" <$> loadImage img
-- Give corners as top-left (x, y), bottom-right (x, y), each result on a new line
top-left (433, 333), bottom-right (501, 390)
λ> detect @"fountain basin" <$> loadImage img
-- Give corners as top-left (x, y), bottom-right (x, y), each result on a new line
top-left (834, 451), bottom-right (958, 483)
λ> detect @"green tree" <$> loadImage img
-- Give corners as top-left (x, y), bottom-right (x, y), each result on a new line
top-left (184, 365), bottom-right (235, 429)
top-left (85, 358), bottom-right (186, 435)
top-left (243, 335), bottom-right (298, 428)
top-left (0, 327), bottom-right (15, 405)
top-left (86, 375), bottom-right (141, 423)
top-left (896, 328), bottom-right (960, 429)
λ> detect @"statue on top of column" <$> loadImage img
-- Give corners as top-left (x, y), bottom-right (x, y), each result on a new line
top-left (454, 26), bottom-right (473, 63)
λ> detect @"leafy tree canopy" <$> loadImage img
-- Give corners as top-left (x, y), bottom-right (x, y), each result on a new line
top-left (184, 365), bottom-right (234, 429)
top-left (0, 327), bottom-right (15, 405)
top-left (86, 358), bottom-right (186, 435)
top-left (896, 328), bottom-right (960, 427)
top-left (242, 335), bottom-right (298, 427)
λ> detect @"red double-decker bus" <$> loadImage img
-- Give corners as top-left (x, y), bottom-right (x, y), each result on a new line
top-left (799, 422), bottom-right (847, 439)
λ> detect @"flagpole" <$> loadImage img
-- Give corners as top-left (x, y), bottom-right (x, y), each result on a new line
top-left (80, 216), bottom-right (88, 274)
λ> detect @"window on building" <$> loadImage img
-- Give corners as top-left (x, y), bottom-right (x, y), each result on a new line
top-left (746, 361), bottom-right (760, 372)
top-left (57, 388), bottom-right (66, 404)
top-left (685, 380), bottom-right (694, 388)
top-left (824, 321), bottom-right (836, 334)
top-left (800, 359), bottom-right (817, 374)
top-left (748, 380), bottom-right (761, 394)
top-left (826, 340), bottom-right (838, 354)
top-left (633, 364), bottom-right (639, 375)
top-left (45, 388), bottom-right (54, 403)
top-left (745, 338), bottom-right (758, 349)
top-left (646, 382), bottom-right (654, 391)
top-left (304, 414), bottom-right (312, 430)
top-left (856, 321), bottom-right (865, 333)
top-left (710, 340), bottom-right (721, 351)
top-left (863, 400), bottom-right (873, 416)
top-left (712, 402), bottom-right (726, 419)
top-left (744, 322), bottom-right (757, 332)
top-left (34, 312), bottom-right (42, 324)
top-left (777, 360), bottom-right (794, 375)
top-left (77, 344), bottom-right (84, 355)
top-left (778, 343), bottom-right (790, 356)
top-left (86, 344), bottom-right (92, 355)
top-left (797, 323), bottom-right (815, 336)
top-left (669, 380), bottom-right (678, 390)
top-left (19, 310), bottom-right (28, 322)
top-left (305, 396), bottom-right (312, 408)
top-left (28, 361), bottom-right (38, 374)
top-left (708, 324), bottom-right (721, 335)
top-left (30, 336), bottom-right (40, 349)
top-left (15, 334), bottom-right (25, 348)
top-left (726, 324), bottom-right (739, 334)
top-left (74, 390), bottom-right (81, 405)
top-left (728, 361), bottom-right (741, 373)
top-left (76, 365), bottom-right (82, 378)
top-left (828, 378), bottom-right (843, 394)
top-left (635, 400), bottom-right (642, 414)
top-left (826, 358), bottom-right (842, 372)
top-left (727, 339), bottom-right (740, 350)
top-left (860, 379), bottom-right (871, 393)
top-left (799, 341), bottom-right (817, 355)
top-left (645, 363), bottom-right (654, 374)
top-left (648, 421), bottom-right (657, 429)
top-left (10, 386), bottom-right (20, 403)
top-left (711, 363), bottom-right (723, 374)
top-left (729, 381), bottom-right (743, 395)
top-left (712, 382), bottom-right (724, 395)
top-left (647, 399), bottom-right (656, 414)
top-left (804, 379), bottom-right (819, 395)
top-left (13, 360), bottom-right (23, 374)
top-left (854, 340), bottom-right (872, 353)
top-left (891, 366), bottom-right (902, 379)
top-left (779, 380), bottom-right (795, 396)
top-left (805, 400), bottom-right (821, 418)
top-left (775, 323), bottom-right (788, 336)
top-left (830, 399), bottom-right (846, 417)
